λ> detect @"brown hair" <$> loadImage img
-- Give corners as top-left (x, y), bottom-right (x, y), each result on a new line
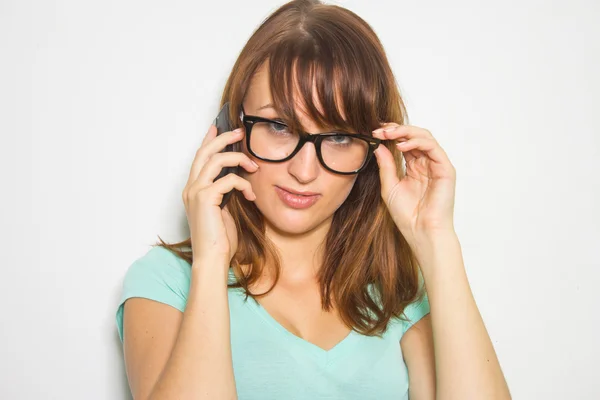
top-left (155, 0), bottom-right (425, 336)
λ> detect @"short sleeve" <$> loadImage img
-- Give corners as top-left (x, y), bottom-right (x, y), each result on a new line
top-left (385, 270), bottom-right (431, 339)
top-left (115, 246), bottom-right (192, 342)
top-left (400, 291), bottom-right (430, 335)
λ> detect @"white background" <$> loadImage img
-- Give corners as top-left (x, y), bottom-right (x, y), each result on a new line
top-left (1, 0), bottom-right (599, 398)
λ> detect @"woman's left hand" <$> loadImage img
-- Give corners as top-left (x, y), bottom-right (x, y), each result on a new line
top-left (372, 123), bottom-right (457, 246)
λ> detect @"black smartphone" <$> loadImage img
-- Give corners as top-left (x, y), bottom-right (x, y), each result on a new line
top-left (213, 102), bottom-right (241, 209)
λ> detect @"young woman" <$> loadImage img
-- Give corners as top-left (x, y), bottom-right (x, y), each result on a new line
top-left (116, 1), bottom-right (511, 399)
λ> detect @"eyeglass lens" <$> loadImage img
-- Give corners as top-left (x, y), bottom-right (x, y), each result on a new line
top-left (248, 121), bottom-right (369, 173)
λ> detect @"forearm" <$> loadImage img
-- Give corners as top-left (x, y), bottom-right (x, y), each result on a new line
top-left (415, 233), bottom-right (510, 400)
top-left (149, 262), bottom-right (237, 400)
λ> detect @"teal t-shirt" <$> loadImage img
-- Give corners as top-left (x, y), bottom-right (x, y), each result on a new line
top-left (116, 246), bottom-right (430, 400)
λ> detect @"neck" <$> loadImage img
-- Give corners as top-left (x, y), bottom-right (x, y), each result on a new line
top-left (263, 216), bottom-right (332, 284)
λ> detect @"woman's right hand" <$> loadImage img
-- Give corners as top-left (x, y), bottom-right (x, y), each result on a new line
top-left (182, 123), bottom-right (259, 270)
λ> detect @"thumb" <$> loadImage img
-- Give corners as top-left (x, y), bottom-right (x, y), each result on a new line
top-left (374, 144), bottom-right (400, 197)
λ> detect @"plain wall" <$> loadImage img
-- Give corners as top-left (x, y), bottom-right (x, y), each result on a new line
top-left (1, 0), bottom-right (598, 398)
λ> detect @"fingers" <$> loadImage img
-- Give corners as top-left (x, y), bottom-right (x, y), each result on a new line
top-left (395, 137), bottom-right (448, 165)
top-left (184, 150), bottom-right (258, 207)
top-left (183, 123), bottom-right (253, 208)
top-left (200, 123), bottom-right (218, 148)
top-left (195, 151), bottom-right (258, 188)
top-left (372, 124), bottom-right (433, 141)
top-left (212, 173), bottom-right (257, 202)
top-left (372, 124), bottom-right (450, 166)
top-left (186, 172), bottom-right (257, 207)
top-left (187, 126), bottom-right (245, 186)
top-left (373, 143), bottom-right (398, 193)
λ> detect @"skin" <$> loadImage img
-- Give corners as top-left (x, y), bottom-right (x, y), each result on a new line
top-left (235, 61), bottom-right (366, 352)
top-left (371, 116), bottom-right (511, 398)
top-left (239, 63), bottom-right (358, 283)
top-left (238, 61), bottom-right (438, 394)
top-left (122, 61), bottom-right (510, 399)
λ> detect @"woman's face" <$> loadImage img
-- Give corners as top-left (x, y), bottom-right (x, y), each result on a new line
top-left (239, 63), bottom-right (358, 235)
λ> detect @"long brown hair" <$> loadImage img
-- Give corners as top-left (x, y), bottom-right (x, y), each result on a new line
top-left (155, 0), bottom-right (425, 336)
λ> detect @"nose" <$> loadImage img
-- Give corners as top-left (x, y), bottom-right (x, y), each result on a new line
top-left (287, 139), bottom-right (320, 184)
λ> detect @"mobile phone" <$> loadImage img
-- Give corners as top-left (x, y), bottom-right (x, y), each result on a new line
top-left (213, 102), bottom-right (241, 209)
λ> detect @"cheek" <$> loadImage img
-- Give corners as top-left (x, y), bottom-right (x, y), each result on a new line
top-left (238, 156), bottom-right (357, 211)
top-left (239, 162), bottom-right (274, 194)
top-left (325, 176), bottom-right (358, 207)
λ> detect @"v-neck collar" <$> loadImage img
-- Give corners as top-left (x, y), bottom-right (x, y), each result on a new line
top-left (243, 293), bottom-right (363, 366)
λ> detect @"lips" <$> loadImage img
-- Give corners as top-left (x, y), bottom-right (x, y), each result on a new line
top-left (275, 186), bottom-right (321, 209)
top-left (277, 186), bottom-right (320, 196)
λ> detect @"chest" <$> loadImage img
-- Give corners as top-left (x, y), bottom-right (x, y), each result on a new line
top-left (254, 283), bottom-right (352, 352)
top-left (227, 289), bottom-right (411, 399)
top-left (225, 271), bottom-right (410, 399)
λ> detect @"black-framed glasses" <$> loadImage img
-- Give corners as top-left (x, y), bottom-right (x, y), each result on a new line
top-left (240, 106), bottom-right (381, 175)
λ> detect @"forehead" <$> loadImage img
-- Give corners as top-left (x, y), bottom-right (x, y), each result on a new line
top-left (244, 61), bottom-right (348, 124)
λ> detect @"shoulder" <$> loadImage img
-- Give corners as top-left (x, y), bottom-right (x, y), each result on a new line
top-left (399, 292), bottom-right (430, 334)
top-left (366, 282), bottom-right (430, 339)
top-left (387, 292), bottom-right (431, 340)
top-left (122, 246), bottom-right (192, 295)
top-left (116, 246), bottom-right (192, 341)
top-left (136, 245), bottom-right (191, 269)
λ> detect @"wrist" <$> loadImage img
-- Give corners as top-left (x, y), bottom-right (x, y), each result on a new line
top-left (411, 230), bottom-right (461, 273)
top-left (412, 228), bottom-right (458, 250)
top-left (192, 258), bottom-right (231, 283)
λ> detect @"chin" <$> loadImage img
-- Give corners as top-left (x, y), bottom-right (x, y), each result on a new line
top-left (256, 196), bottom-right (332, 236)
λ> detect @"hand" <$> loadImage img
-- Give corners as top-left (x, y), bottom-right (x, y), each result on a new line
top-left (182, 123), bottom-right (259, 269)
top-left (372, 123), bottom-right (457, 246)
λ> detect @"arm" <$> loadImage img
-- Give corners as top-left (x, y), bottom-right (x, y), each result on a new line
top-left (415, 232), bottom-right (511, 400)
top-left (122, 260), bottom-right (236, 400)
top-left (401, 314), bottom-right (436, 400)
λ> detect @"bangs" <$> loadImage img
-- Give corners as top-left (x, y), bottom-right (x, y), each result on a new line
top-left (265, 34), bottom-right (383, 135)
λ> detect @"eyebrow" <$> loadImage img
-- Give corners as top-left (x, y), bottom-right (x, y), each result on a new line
top-left (257, 102), bottom-right (275, 111)
top-left (255, 103), bottom-right (357, 135)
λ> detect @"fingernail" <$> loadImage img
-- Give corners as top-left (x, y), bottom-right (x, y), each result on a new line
top-left (372, 128), bottom-right (384, 133)
top-left (383, 126), bottom-right (396, 132)
top-left (233, 128), bottom-right (243, 133)
top-left (251, 160), bottom-right (259, 168)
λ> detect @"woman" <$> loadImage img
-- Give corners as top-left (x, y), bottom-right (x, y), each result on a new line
top-left (116, 1), bottom-right (511, 399)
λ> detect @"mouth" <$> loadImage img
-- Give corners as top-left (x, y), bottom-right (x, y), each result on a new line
top-left (276, 186), bottom-right (320, 196)
top-left (274, 186), bottom-right (321, 209)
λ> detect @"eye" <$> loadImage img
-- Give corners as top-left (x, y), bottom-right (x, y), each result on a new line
top-left (323, 135), bottom-right (352, 147)
top-left (266, 121), bottom-right (291, 135)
